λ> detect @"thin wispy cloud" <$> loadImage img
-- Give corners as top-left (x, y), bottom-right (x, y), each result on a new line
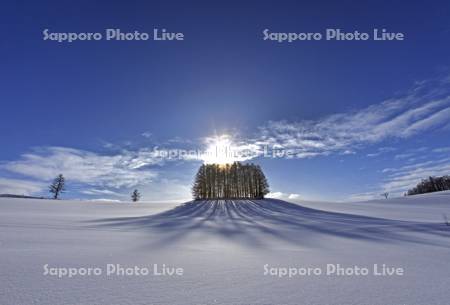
top-left (366, 147), bottom-right (397, 157)
top-left (433, 146), bottom-right (450, 153)
top-left (141, 131), bottom-right (153, 138)
top-left (2, 147), bottom-right (159, 190)
top-left (0, 178), bottom-right (45, 196)
top-left (89, 198), bottom-right (122, 203)
top-left (347, 192), bottom-right (382, 202)
top-left (350, 155), bottom-right (450, 201)
top-left (81, 188), bottom-right (125, 197)
top-left (255, 77), bottom-right (450, 158)
top-left (380, 157), bottom-right (450, 195)
top-left (394, 153), bottom-right (415, 160)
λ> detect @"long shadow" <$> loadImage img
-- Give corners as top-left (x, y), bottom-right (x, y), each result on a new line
top-left (86, 199), bottom-right (450, 249)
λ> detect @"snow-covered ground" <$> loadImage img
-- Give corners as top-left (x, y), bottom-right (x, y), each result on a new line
top-left (1, 193), bottom-right (450, 305)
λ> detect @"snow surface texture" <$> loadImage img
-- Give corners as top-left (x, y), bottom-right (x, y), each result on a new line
top-left (1, 193), bottom-right (450, 305)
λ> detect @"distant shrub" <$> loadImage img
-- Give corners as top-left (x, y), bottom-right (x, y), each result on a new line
top-left (406, 175), bottom-right (450, 196)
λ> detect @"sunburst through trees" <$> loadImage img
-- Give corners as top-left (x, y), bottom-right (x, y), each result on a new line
top-left (192, 162), bottom-right (269, 199)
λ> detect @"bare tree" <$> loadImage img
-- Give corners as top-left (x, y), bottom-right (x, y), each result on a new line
top-left (49, 174), bottom-right (65, 199)
top-left (131, 189), bottom-right (141, 202)
top-left (381, 192), bottom-right (389, 199)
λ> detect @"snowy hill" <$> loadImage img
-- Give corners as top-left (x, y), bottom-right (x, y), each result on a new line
top-left (1, 194), bottom-right (449, 305)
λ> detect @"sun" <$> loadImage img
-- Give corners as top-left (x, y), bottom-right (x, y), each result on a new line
top-left (202, 135), bottom-right (237, 165)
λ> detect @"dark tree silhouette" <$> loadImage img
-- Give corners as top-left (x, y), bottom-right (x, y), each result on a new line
top-left (406, 175), bottom-right (450, 196)
top-left (131, 189), bottom-right (141, 202)
top-left (49, 174), bottom-right (65, 199)
top-left (192, 162), bottom-right (269, 199)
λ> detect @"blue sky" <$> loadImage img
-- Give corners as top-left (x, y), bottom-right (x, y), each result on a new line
top-left (1, 0), bottom-right (450, 202)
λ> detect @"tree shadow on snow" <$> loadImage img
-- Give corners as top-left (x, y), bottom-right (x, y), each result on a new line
top-left (86, 199), bottom-right (450, 249)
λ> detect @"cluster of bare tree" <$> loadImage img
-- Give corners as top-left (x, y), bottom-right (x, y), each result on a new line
top-left (192, 162), bottom-right (269, 199)
top-left (406, 175), bottom-right (450, 196)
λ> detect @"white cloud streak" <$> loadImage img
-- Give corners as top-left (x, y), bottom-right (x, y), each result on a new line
top-left (197, 77), bottom-right (450, 160)
top-left (0, 178), bottom-right (45, 195)
top-left (380, 157), bottom-right (450, 195)
top-left (255, 79), bottom-right (450, 158)
top-left (2, 147), bottom-right (159, 189)
top-left (266, 191), bottom-right (301, 201)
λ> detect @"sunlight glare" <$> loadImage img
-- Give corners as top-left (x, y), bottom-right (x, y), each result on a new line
top-left (202, 135), bottom-right (237, 165)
